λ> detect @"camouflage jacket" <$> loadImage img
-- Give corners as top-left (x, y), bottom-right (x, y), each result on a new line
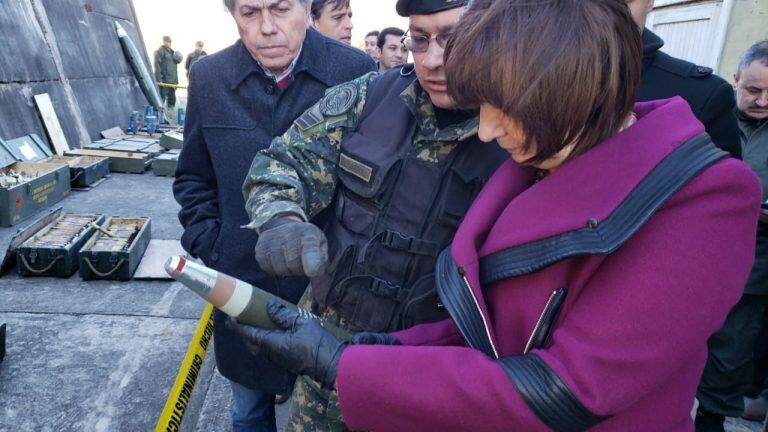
top-left (242, 71), bottom-right (479, 231)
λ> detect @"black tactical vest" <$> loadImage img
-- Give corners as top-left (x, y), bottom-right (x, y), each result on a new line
top-left (312, 69), bottom-right (506, 332)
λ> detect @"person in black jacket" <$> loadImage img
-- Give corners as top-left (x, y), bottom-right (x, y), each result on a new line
top-left (154, 36), bottom-right (182, 108)
top-left (172, 0), bottom-right (375, 430)
top-left (184, 41), bottom-right (207, 79)
top-left (628, 0), bottom-right (742, 158)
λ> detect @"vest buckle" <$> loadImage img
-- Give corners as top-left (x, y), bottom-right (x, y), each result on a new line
top-left (382, 230), bottom-right (441, 257)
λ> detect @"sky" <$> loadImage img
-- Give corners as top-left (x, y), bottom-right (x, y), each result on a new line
top-left (133, 0), bottom-right (408, 87)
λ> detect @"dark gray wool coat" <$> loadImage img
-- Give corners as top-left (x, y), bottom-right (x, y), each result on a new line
top-left (173, 28), bottom-right (376, 393)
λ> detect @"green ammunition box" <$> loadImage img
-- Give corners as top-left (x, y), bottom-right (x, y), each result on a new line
top-left (5, 134), bottom-right (53, 162)
top-left (85, 139), bottom-right (119, 150)
top-left (0, 207), bottom-right (65, 275)
top-left (152, 149), bottom-right (180, 177)
top-left (121, 137), bottom-right (159, 145)
top-left (159, 131), bottom-right (183, 150)
top-left (17, 213), bottom-right (105, 277)
top-left (97, 140), bottom-right (164, 158)
top-left (140, 144), bottom-right (164, 157)
top-left (0, 138), bottom-right (71, 227)
top-left (103, 142), bottom-right (149, 153)
top-left (44, 156), bottom-right (110, 188)
top-left (65, 149), bottom-right (150, 174)
top-left (78, 216), bottom-right (151, 281)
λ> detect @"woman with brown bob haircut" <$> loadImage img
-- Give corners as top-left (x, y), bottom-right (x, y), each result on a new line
top-left (232, 0), bottom-right (761, 430)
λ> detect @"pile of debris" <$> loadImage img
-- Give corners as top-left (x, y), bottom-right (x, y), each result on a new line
top-left (0, 169), bottom-right (37, 189)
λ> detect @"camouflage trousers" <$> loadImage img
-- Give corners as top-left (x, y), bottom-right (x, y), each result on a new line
top-left (284, 375), bottom-right (348, 432)
top-left (284, 288), bottom-right (356, 432)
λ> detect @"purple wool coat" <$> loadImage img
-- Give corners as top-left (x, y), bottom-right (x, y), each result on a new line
top-left (335, 98), bottom-right (761, 431)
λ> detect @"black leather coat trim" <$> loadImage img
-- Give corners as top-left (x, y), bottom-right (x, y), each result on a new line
top-left (436, 248), bottom-right (498, 358)
top-left (435, 134), bottom-right (724, 360)
top-left (480, 134), bottom-right (726, 285)
top-left (499, 354), bottom-right (610, 431)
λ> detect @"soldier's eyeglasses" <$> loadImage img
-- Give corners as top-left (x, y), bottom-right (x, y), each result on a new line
top-left (401, 32), bottom-right (452, 53)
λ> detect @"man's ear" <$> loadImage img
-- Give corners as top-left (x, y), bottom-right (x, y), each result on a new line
top-left (734, 73), bottom-right (740, 85)
top-left (645, 0), bottom-right (655, 14)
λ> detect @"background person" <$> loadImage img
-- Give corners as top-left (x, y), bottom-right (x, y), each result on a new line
top-left (235, 0), bottom-right (761, 430)
top-left (311, 0), bottom-right (353, 45)
top-left (172, 0), bottom-right (375, 430)
top-left (696, 39), bottom-right (768, 432)
top-left (185, 40), bottom-right (207, 79)
top-left (377, 26), bottom-right (407, 72)
top-left (628, 0), bottom-right (742, 158)
top-left (153, 35), bottom-right (183, 108)
top-left (364, 30), bottom-right (380, 60)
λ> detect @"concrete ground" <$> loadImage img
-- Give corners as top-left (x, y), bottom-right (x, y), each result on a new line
top-left (0, 172), bottom-right (763, 431)
top-left (0, 173), bottom-right (288, 431)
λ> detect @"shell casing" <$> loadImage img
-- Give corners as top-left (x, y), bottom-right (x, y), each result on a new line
top-left (165, 256), bottom-right (351, 342)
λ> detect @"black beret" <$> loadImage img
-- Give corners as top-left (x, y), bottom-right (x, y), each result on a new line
top-left (396, 0), bottom-right (467, 17)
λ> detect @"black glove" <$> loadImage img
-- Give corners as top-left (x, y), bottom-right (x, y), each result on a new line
top-left (230, 299), bottom-right (344, 390)
top-left (255, 217), bottom-right (328, 277)
top-left (350, 332), bottom-right (401, 346)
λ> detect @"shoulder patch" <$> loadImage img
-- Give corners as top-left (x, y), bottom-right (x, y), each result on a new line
top-left (653, 51), bottom-right (695, 77)
top-left (295, 104), bottom-right (324, 132)
top-left (690, 65), bottom-right (713, 77)
top-left (320, 83), bottom-right (358, 116)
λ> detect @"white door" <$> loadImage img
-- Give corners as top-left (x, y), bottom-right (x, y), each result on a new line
top-left (647, 0), bottom-right (732, 70)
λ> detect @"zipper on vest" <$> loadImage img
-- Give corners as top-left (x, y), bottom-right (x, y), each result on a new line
top-left (524, 288), bottom-right (567, 354)
top-left (458, 266), bottom-right (500, 359)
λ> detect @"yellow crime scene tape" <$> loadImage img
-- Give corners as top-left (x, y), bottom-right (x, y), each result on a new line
top-left (155, 303), bottom-right (215, 432)
top-left (158, 82), bottom-right (188, 89)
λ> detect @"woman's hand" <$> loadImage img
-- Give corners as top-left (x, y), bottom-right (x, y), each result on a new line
top-left (229, 299), bottom-right (344, 390)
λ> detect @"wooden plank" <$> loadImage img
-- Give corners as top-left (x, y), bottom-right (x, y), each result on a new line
top-left (100, 127), bottom-right (124, 139)
top-left (65, 148), bottom-right (148, 160)
top-left (132, 239), bottom-right (184, 280)
top-left (33, 93), bottom-right (70, 156)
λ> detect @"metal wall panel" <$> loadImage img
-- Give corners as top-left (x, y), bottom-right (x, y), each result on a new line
top-left (41, 0), bottom-right (147, 80)
top-left (0, 83), bottom-right (83, 152)
top-left (0, 0), bottom-right (152, 148)
top-left (69, 76), bottom-right (148, 139)
top-left (0, 0), bottom-right (59, 82)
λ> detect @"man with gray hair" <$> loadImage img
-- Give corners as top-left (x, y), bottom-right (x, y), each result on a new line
top-left (173, 0), bottom-right (375, 430)
top-left (695, 40), bottom-right (768, 432)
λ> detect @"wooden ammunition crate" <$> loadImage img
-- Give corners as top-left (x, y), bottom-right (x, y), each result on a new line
top-left (159, 131), bottom-right (183, 150)
top-left (103, 142), bottom-right (164, 158)
top-left (152, 149), bottom-right (180, 177)
top-left (65, 149), bottom-right (150, 174)
top-left (78, 217), bottom-right (151, 280)
top-left (17, 213), bottom-right (105, 277)
top-left (45, 155), bottom-right (110, 188)
top-left (0, 162), bottom-right (71, 227)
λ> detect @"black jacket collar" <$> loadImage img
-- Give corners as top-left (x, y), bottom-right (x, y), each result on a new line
top-left (642, 28), bottom-right (664, 70)
top-left (229, 28), bottom-right (333, 90)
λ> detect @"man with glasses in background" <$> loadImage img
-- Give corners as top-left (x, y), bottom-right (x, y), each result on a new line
top-left (240, 0), bottom-right (507, 430)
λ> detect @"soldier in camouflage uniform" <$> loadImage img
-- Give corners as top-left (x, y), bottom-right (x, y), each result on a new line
top-left (241, 0), bottom-right (507, 430)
